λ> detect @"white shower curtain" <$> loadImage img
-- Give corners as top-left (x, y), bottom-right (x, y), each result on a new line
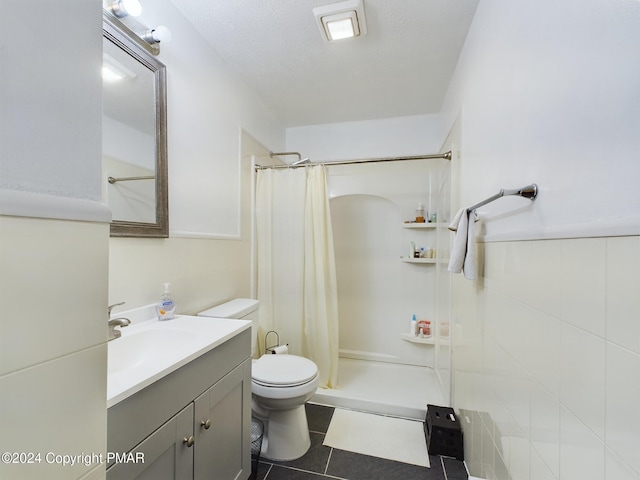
top-left (256, 166), bottom-right (339, 388)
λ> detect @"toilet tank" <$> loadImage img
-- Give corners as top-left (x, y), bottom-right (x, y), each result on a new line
top-left (198, 299), bottom-right (259, 355)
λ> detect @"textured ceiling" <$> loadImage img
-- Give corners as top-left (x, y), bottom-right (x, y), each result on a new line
top-left (168, 0), bottom-right (479, 127)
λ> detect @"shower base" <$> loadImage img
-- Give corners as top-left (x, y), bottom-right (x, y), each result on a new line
top-left (310, 357), bottom-right (446, 421)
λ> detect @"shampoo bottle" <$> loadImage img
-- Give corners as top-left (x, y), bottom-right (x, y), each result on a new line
top-left (410, 314), bottom-right (417, 336)
top-left (157, 282), bottom-right (176, 321)
top-left (415, 202), bottom-right (426, 223)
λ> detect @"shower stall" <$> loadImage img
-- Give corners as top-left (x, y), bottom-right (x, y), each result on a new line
top-left (254, 150), bottom-right (453, 421)
top-left (310, 157), bottom-right (453, 420)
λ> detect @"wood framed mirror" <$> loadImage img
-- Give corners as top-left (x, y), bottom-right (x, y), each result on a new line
top-left (102, 12), bottom-right (168, 237)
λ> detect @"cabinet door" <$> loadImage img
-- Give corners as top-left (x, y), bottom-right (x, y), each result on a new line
top-left (107, 404), bottom-right (194, 480)
top-left (194, 360), bottom-right (251, 480)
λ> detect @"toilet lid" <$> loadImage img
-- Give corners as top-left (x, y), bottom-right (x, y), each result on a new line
top-left (252, 354), bottom-right (318, 387)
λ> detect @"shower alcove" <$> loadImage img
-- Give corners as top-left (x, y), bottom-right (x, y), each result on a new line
top-left (311, 160), bottom-right (452, 420)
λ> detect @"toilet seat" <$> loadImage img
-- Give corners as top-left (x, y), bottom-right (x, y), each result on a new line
top-left (252, 354), bottom-right (318, 387)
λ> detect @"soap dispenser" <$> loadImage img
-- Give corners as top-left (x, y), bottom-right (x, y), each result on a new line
top-left (156, 282), bottom-right (176, 321)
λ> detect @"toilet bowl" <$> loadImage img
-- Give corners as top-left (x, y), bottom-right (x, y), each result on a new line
top-left (251, 354), bottom-right (319, 461)
top-left (198, 299), bottom-right (319, 461)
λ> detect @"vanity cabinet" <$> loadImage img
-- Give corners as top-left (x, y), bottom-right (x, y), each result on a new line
top-left (107, 404), bottom-right (194, 480)
top-left (107, 329), bottom-right (251, 480)
top-left (194, 364), bottom-right (248, 479)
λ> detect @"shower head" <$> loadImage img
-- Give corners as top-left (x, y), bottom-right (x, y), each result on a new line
top-left (291, 157), bottom-right (311, 166)
top-left (268, 151), bottom-right (312, 166)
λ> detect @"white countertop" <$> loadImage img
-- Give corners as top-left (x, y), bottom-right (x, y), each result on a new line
top-left (107, 314), bottom-right (250, 408)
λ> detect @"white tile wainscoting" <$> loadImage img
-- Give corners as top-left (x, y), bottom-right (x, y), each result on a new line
top-left (453, 236), bottom-right (640, 480)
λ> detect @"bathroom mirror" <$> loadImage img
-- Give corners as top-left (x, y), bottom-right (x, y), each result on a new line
top-left (102, 13), bottom-right (168, 237)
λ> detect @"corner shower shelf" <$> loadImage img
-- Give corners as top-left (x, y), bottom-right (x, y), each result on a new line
top-left (402, 222), bottom-right (441, 229)
top-left (402, 222), bottom-right (444, 264)
top-left (401, 257), bottom-right (437, 264)
top-left (400, 333), bottom-right (436, 345)
top-left (401, 333), bottom-right (452, 346)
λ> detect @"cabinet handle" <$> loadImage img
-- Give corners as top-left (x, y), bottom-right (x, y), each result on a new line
top-left (183, 436), bottom-right (195, 448)
top-left (201, 419), bottom-right (212, 430)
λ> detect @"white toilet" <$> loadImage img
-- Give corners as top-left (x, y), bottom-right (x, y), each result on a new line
top-left (198, 299), bottom-right (319, 461)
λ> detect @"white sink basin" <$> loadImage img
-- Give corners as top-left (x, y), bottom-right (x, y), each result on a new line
top-left (108, 328), bottom-right (200, 375)
top-left (107, 315), bottom-right (250, 408)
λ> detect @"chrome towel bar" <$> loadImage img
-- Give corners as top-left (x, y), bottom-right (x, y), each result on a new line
top-left (108, 175), bottom-right (155, 184)
top-left (467, 184), bottom-right (538, 213)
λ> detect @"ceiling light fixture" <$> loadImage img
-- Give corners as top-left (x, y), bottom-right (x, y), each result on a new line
top-left (102, 53), bottom-right (137, 82)
top-left (108, 0), bottom-right (143, 18)
top-left (313, 0), bottom-right (367, 42)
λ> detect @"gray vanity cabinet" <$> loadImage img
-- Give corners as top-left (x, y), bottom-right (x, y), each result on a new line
top-left (107, 404), bottom-right (194, 480)
top-left (107, 329), bottom-right (252, 480)
top-left (194, 361), bottom-right (251, 479)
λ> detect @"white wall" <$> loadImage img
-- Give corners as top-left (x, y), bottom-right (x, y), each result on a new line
top-left (0, 1), bottom-right (103, 200)
top-left (286, 114), bottom-right (443, 162)
top-left (441, 0), bottom-right (640, 241)
top-left (0, 1), bottom-right (109, 479)
top-left (108, 0), bottom-right (285, 313)
top-left (136, 0), bottom-right (285, 238)
top-left (0, 215), bottom-right (109, 480)
top-left (443, 1), bottom-right (640, 479)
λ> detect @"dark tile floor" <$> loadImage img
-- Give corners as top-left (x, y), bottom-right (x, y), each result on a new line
top-left (254, 404), bottom-right (468, 480)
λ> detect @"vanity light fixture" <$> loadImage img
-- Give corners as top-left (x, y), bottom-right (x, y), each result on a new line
top-left (142, 26), bottom-right (172, 44)
top-left (313, 0), bottom-right (367, 42)
top-left (103, 5), bottom-right (171, 55)
top-left (108, 0), bottom-right (143, 18)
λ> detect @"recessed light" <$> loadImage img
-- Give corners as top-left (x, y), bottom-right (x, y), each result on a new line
top-left (325, 14), bottom-right (358, 40)
top-left (313, 0), bottom-right (367, 42)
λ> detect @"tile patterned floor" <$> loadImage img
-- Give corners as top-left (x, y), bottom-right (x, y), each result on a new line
top-left (254, 404), bottom-right (468, 480)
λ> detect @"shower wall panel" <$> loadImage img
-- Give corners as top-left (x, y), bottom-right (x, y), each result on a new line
top-left (328, 161), bottom-right (450, 368)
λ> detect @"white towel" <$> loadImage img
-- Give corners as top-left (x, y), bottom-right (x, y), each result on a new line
top-left (448, 208), bottom-right (465, 232)
top-left (448, 208), bottom-right (478, 280)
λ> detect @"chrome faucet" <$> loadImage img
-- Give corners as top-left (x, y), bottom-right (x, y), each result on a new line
top-left (108, 318), bottom-right (131, 340)
top-left (108, 302), bottom-right (130, 340)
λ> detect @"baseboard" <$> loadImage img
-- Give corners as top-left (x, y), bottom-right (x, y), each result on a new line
top-left (463, 461), bottom-right (484, 480)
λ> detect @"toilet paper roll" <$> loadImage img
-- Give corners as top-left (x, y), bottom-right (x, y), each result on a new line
top-left (271, 345), bottom-right (289, 354)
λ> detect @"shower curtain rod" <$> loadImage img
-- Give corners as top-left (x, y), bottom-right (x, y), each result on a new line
top-left (255, 151), bottom-right (452, 170)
